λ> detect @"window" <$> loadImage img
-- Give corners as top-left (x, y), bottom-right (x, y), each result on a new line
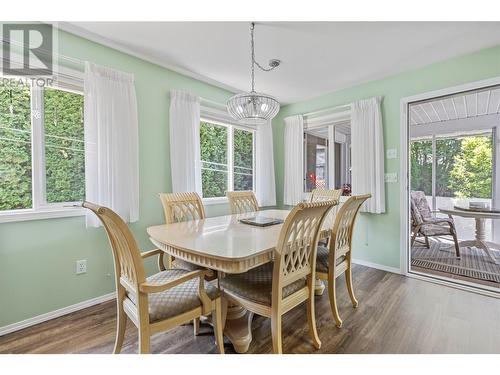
top-left (411, 131), bottom-right (494, 241)
top-left (303, 122), bottom-right (351, 193)
top-left (200, 119), bottom-right (254, 199)
top-left (0, 76), bottom-right (85, 220)
top-left (0, 83), bottom-right (32, 210)
top-left (233, 128), bottom-right (254, 191)
top-left (44, 87), bottom-right (85, 203)
top-left (304, 132), bottom-right (328, 192)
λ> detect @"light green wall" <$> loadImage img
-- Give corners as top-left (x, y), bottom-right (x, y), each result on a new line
top-left (0, 29), bottom-right (233, 327)
top-left (1, 27), bottom-right (499, 329)
top-left (272, 45), bottom-right (500, 269)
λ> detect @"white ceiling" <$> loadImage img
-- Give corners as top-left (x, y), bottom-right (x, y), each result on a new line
top-left (410, 87), bottom-right (500, 125)
top-left (61, 22), bottom-right (500, 105)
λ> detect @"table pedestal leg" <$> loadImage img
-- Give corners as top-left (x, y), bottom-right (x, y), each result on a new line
top-left (314, 278), bottom-right (325, 296)
top-left (223, 303), bottom-right (254, 353)
top-left (458, 218), bottom-right (499, 265)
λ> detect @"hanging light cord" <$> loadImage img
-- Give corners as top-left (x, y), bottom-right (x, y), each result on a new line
top-left (250, 22), bottom-right (278, 93)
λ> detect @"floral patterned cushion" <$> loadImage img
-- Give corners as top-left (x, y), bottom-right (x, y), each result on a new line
top-left (411, 191), bottom-right (433, 224)
top-left (219, 263), bottom-right (306, 306)
top-left (127, 269), bottom-right (219, 323)
top-left (419, 222), bottom-right (453, 236)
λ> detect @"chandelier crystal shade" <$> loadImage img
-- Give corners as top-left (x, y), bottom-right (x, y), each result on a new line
top-left (227, 23), bottom-right (280, 125)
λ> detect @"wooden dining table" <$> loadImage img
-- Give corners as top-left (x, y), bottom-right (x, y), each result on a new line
top-left (147, 208), bottom-right (334, 353)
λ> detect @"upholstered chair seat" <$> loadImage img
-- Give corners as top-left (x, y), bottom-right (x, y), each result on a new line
top-left (127, 269), bottom-right (220, 323)
top-left (419, 222), bottom-right (454, 236)
top-left (315, 246), bottom-right (346, 274)
top-left (219, 263), bottom-right (306, 306)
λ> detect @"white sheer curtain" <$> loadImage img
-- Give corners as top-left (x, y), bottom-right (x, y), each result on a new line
top-left (84, 62), bottom-right (139, 227)
top-left (169, 90), bottom-right (202, 194)
top-left (255, 120), bottom-right (276, 206)
top-left (351, 97), bottom-right (385, 213)
top-left (283, 115), bottom-right (304, 205)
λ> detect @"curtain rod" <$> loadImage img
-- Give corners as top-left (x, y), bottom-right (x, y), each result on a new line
top-left (303, 103), bottom-right (351, 118)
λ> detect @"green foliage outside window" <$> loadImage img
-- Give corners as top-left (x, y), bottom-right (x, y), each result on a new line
top-left (410, 134), bottom-right (492, 200)
top-left (44, 88), bottom-right (85, 203)
top-left (233, 128), bottom-right (253, 191)
top-left (0, 84), bottom-right (32, 210)
top-left (200, 121), bottom-right (228, 198)
top-left (200, 121), bottom-right (254, 198)
top-left (0, 84), bottom-right (85, 211)
top-left (448, 136), bottom-right (492, 199)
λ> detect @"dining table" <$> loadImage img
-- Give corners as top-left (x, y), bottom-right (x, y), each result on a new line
top-left (146, 208), bottom-right (335, 353)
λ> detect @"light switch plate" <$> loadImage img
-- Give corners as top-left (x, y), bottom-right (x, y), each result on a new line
top-left (386, 148), bottom-right (397, 159)
top-left (384, 173), bottom-right (398, 183)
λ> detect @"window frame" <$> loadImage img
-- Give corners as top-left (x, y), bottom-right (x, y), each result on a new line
top-left (199, 117), bottom-right (256, 204)
top-left (0, 70), bottom-right (86, 223)
top-left (303, 131), bottom-right (329, 193)
top-left (302, 122), bottom-right (352, 197)
top-left (410, 128), bottom-right (495, 211)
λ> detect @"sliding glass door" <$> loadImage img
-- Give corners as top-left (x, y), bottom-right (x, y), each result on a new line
top-left (411, 130), bottom-right (494, 240)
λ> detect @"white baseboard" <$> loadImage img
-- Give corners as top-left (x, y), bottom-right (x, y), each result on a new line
top-left (352, 258), bottom-right (402, 274)
top-left (0, 292), bottom-right (116, 337)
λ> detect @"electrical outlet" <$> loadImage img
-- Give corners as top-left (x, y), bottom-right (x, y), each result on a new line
top-left (76, 259), bottom-right (87, 274)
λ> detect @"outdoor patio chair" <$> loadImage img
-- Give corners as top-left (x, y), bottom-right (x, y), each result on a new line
top-left (410, 191), bottom-right (460, 258)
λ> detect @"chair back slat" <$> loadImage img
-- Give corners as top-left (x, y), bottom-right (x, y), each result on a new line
top-left (329, 194), bottom-right (371, 263)
top-left (226, 191), bottom-right (259, 214)
top-left (159, 192), bottom-right (206, 224)
top-left (274, 200), bottom-right (337, 289)
top-left (310, 188), bottom-right (342, 203)
top-left (310, 188), bottom-right (343, 229)
top-left (82, 202), bottom-right (146, 292)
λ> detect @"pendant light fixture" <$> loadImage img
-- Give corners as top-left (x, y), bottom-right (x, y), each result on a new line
top-left (226, 22), bottom-right (280, 125)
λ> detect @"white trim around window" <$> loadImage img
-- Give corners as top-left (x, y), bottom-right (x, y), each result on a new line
top-left (0, 67), bottom-right (86, 223)
top-left (0, 206), bottom-right (85, 223)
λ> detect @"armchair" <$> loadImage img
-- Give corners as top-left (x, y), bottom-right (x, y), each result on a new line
top-left (410, 191), bottom-right (460, 258)
top-left (83, 201), bottom-right (224, 354)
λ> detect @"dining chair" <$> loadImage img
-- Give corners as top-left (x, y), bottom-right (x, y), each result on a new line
top-left (83, 201), bottom-right (224, 354)
top-left (158, 192), bottom-right (207, 270)
top-left (226, 190), bottom-right (259, 214)
top-left (158, 191), bottom-right (216, 334)
top-left (315, 194), bottom-right (370, 328)
top-left (220, 200), bottom-right (337, 353)
top-left (310, 188), bottom-right (343, 246)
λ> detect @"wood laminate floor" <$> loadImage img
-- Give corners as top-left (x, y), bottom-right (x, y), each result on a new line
top-left (1, 265), bottom-right (500, 354)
